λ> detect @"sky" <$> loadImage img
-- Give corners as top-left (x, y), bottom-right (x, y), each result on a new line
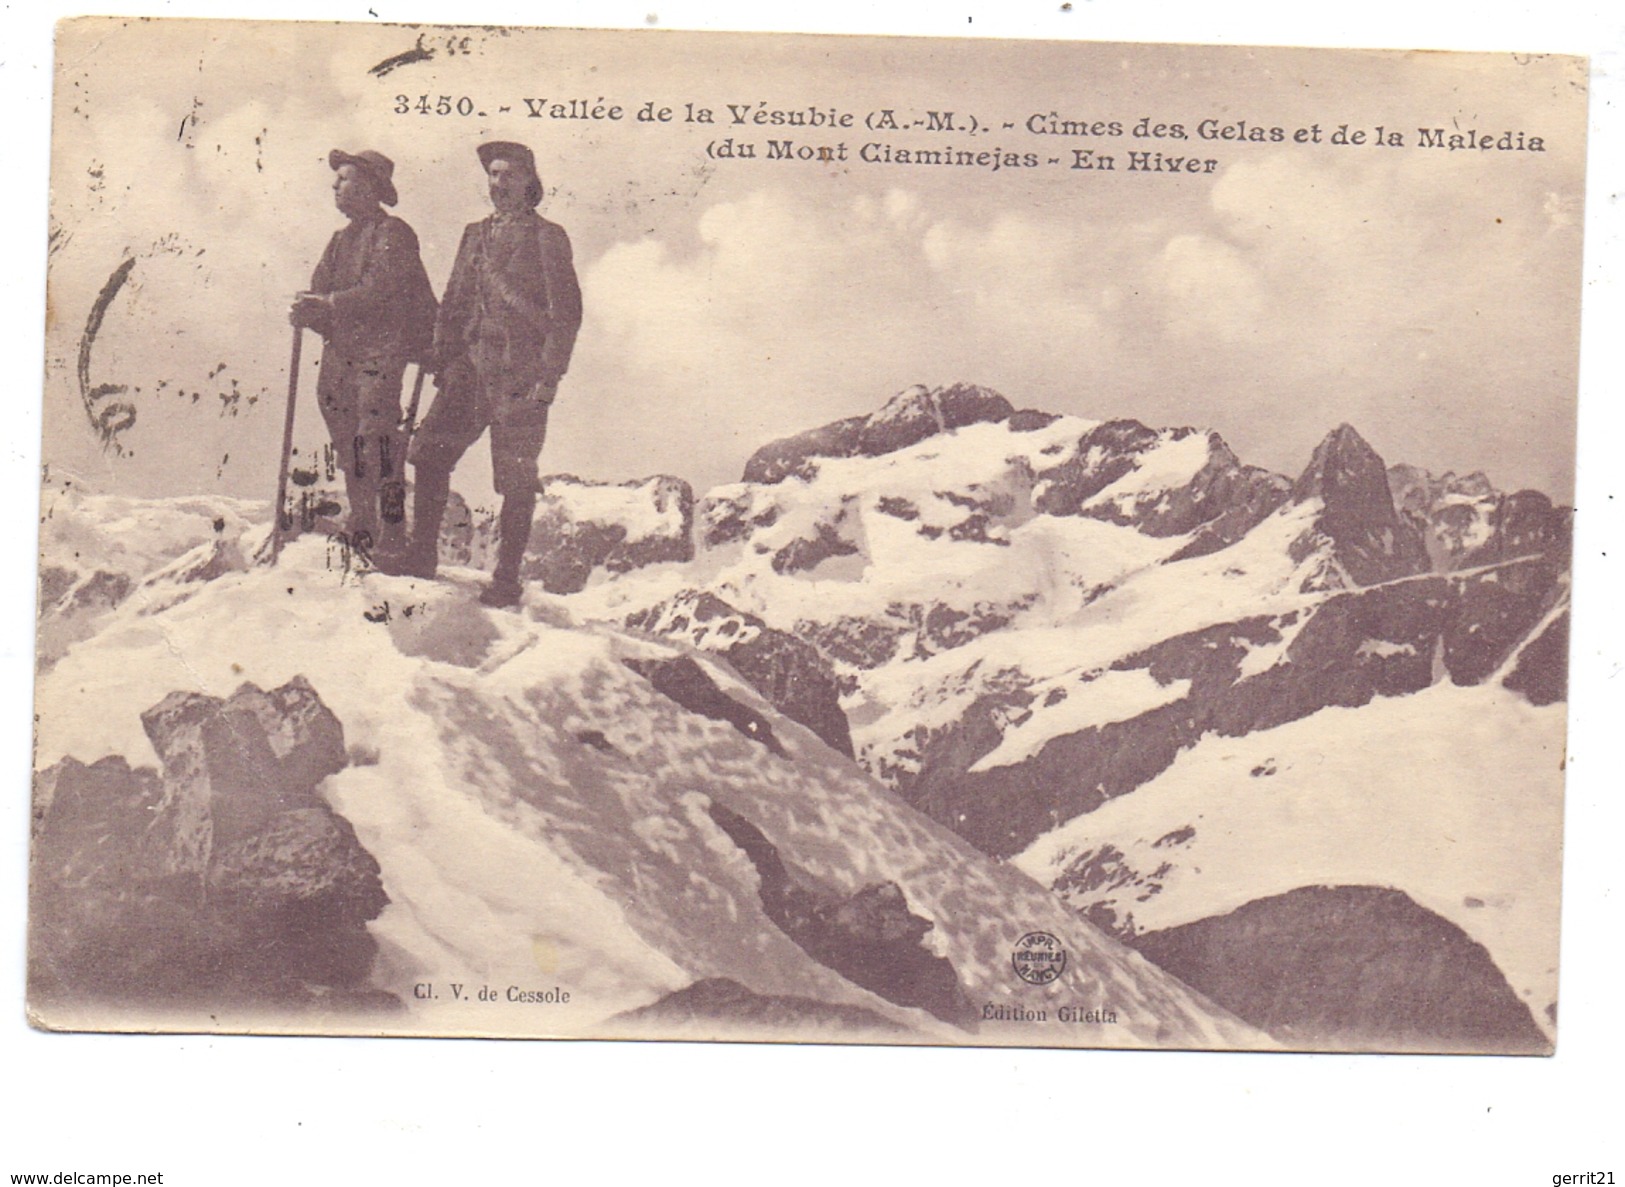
top-left (44, 20), bottom-right (1587, 506)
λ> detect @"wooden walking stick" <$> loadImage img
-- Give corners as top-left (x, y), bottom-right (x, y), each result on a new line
top-left (268, 326), bottom-right (303, 565)
top-left (401, 362), bottom-right (428, 444)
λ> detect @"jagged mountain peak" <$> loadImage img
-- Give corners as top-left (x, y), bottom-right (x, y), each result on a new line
top-left (1287, 423), bottom-right (1430, 588)
top-left (1292, 423), bottom-right (1387, 504)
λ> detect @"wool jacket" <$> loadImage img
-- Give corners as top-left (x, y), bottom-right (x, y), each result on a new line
top-left (434, 211), bottom-right (583, 388)
top-left (308, 210), bottom-right (437, 363)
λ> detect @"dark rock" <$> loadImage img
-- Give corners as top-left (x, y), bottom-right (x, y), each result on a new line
top-left (30, 679), bottom-right (391, 1015)
top-left (857, 383), bottom-right (1013, 457)
top-left (208, 807), bottom-right (388, 987)
top-left (1032, 421), bottom-right (1291, 543)
top-left (1290, 425), bottom-right (1430, 588)
top-left (894, 566), bottom-right (1551, 859)
top-left (624, 654), bottom-right (789, 758)
top-left (574, 728), bottom-right (619, 754)
top-left (1165, 466), bottom-right (1293, 561)
top-left (1462, 490), bottom-right (1571, 569)
top-left (1126, 885), bottom-right (1549, 1052)
top-left (742, 414), bottom-right (869, 485)
top-left (30, 756), bottom-right (165, 890)
top-left (1007, 409), bottom-right (1061, 432)
top-left (1389, 465), bottom-right (1498, 570)
top-left (1441, 561), bottom-right (1566, 686)
top-left (706, 801), bottom-right (974, 1026)
top-left (52, 569), bottom-right (133, 618)
top-left (526, 474), bottom-right (695, 595)
top-left (611, 977), bottom-right (906, 1034)
top-left (915, 601), bottom-right (1021, 657)
top-left (210, 806), bottom-right (387, 922)
top-left (1502, 609), bottom-right (1569, 706)
top-left (140, 677), bottom-right (346, 869)
top-left (740, 384), bottom-right (1013, 486)
top-left (875, 495), bottom-right (920, 521)
top-left (137, 534), bottom-right (249, 601)
top-left (795, 614), bottom-right (911, 672)
top-left (1389, 467), bottom-right (1570, 574)
top-left (696, 487), bottom-right (780, 549)
top-left (1033, 419), bottom-right (1164, 516)
top-left (1052, 844), bottom-right (1160, 940)
top-left (627, 592), bottom-right (853, 756)
top-left (771, 518), bottom-right (860, 575)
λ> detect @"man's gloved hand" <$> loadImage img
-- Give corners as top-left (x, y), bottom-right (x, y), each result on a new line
top-left (528, 376), bottom-right (560, 404)
top-left (289, 291), bottom-right (328, 329)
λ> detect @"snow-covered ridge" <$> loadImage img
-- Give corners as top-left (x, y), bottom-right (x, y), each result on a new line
top-left (32, 532), bottom-right (1264, 1047)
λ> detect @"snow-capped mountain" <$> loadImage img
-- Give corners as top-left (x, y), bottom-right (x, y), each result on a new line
top-left (32, 382), bottom-right (1569, 1052)
top-left (31, 530), bottom-right (1262, 1048)
top-left (554, 384), bottom-right (1569, 1050)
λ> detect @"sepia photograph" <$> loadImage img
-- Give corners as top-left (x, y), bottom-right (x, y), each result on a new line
top-left (6, 2), bottom-right (1623, 1181)
top-left (31, 15), bottom-right (1586, 1053)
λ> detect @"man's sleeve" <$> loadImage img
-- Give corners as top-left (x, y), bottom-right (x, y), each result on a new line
top-left (304, 234), bottom-right (340, 337)
top-left (434, 224), bottom-right (480, 360)
top-left (325, 219), bottom-right (421, 325)
top-left (537, 222), bottom-right (583, 380)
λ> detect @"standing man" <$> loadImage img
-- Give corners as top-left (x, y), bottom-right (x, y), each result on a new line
top-left (291, 148), bottom-right (437, 568)
top-left (405, 140), bottom-right (583, 607)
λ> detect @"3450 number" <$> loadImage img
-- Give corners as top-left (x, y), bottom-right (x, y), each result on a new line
top-left (395, 95), bottom-right (477, 116)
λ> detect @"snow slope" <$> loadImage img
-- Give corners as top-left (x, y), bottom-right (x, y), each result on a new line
top-left (1012, 682), bottom-right (1565, 1039)
top-left (34, 533), bottom-right (1264, 1047)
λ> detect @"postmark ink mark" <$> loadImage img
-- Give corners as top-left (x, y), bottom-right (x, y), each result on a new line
top-left (369, 36), bottom-right (434, 77)
top-left (1012, 931), bottom-right (1067, 985)
top-left (77, 256), bottom-right (138, 452)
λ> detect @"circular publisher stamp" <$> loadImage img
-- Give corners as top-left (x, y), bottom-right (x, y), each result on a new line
top-left (1012, 931), bottom-right (1067, 985)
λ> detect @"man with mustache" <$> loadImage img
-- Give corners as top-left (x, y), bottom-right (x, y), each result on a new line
top-left (404, 140), bottom-right (583, 607)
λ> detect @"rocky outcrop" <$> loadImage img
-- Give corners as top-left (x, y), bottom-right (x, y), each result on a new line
top-left (1462, 489), bottom-right (1572, 569)
top-left (1502, 609), bottom-right (1570, 707)
top-left (624, 655), bottom-right (789, 758)
top-left (742, 414), bottom-right (871, 486)
top-left (1390, 465), bottom-right (1571, 572)
top-left (1126, 885), bottom-right (1550, 1053)
top-left (706, 801), bottom-right (974, 1027)
top-left (741, 383), bottom-right (1014, 485)
top-left (772, 515), bottom-right (861, 575)
top-left (526, 474), bottom-right (694, 594)
top-left (894, 558), bottom-right (1563, 858)
top-left (1033, 421), bottom-right (1290, 542)
top-left (626, 592), bottom-right (853, 756)
top-left (29, 679), bottom-right (390, 1015)
top-left (695, 484), bottom-right (782, 550)
top-left (1290, 425), bottom-right (1431, 589)
top-left (1389, 465), bottom-right (1499, 570)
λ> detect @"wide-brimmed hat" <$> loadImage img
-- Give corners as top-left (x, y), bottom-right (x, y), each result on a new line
top-left (328, 148), bottom-right (398, 206)
top-left (476, 140), bottom-right (543, 207)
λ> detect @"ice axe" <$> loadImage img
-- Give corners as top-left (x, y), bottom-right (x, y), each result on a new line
top-left (268, 326), bottom-right (303, 565)
top-left (401, 362), bottom-right (428, 444)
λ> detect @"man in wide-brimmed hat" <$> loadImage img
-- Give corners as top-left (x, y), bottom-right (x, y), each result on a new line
top-left (291, 148), bottom-right (437, 567)
top-left (404, 139), bottom-right (583, 607)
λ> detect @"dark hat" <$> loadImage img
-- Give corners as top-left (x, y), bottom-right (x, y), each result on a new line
top-left (476, 140), bottom-right (543, 207)
top-left (328, 148), bottom-right (398, 207)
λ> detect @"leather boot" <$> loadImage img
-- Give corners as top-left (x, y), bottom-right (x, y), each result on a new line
top-left (393, 464), bottom-right (450, 580)
top-left (480, 489), bottom-right (536, 607)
